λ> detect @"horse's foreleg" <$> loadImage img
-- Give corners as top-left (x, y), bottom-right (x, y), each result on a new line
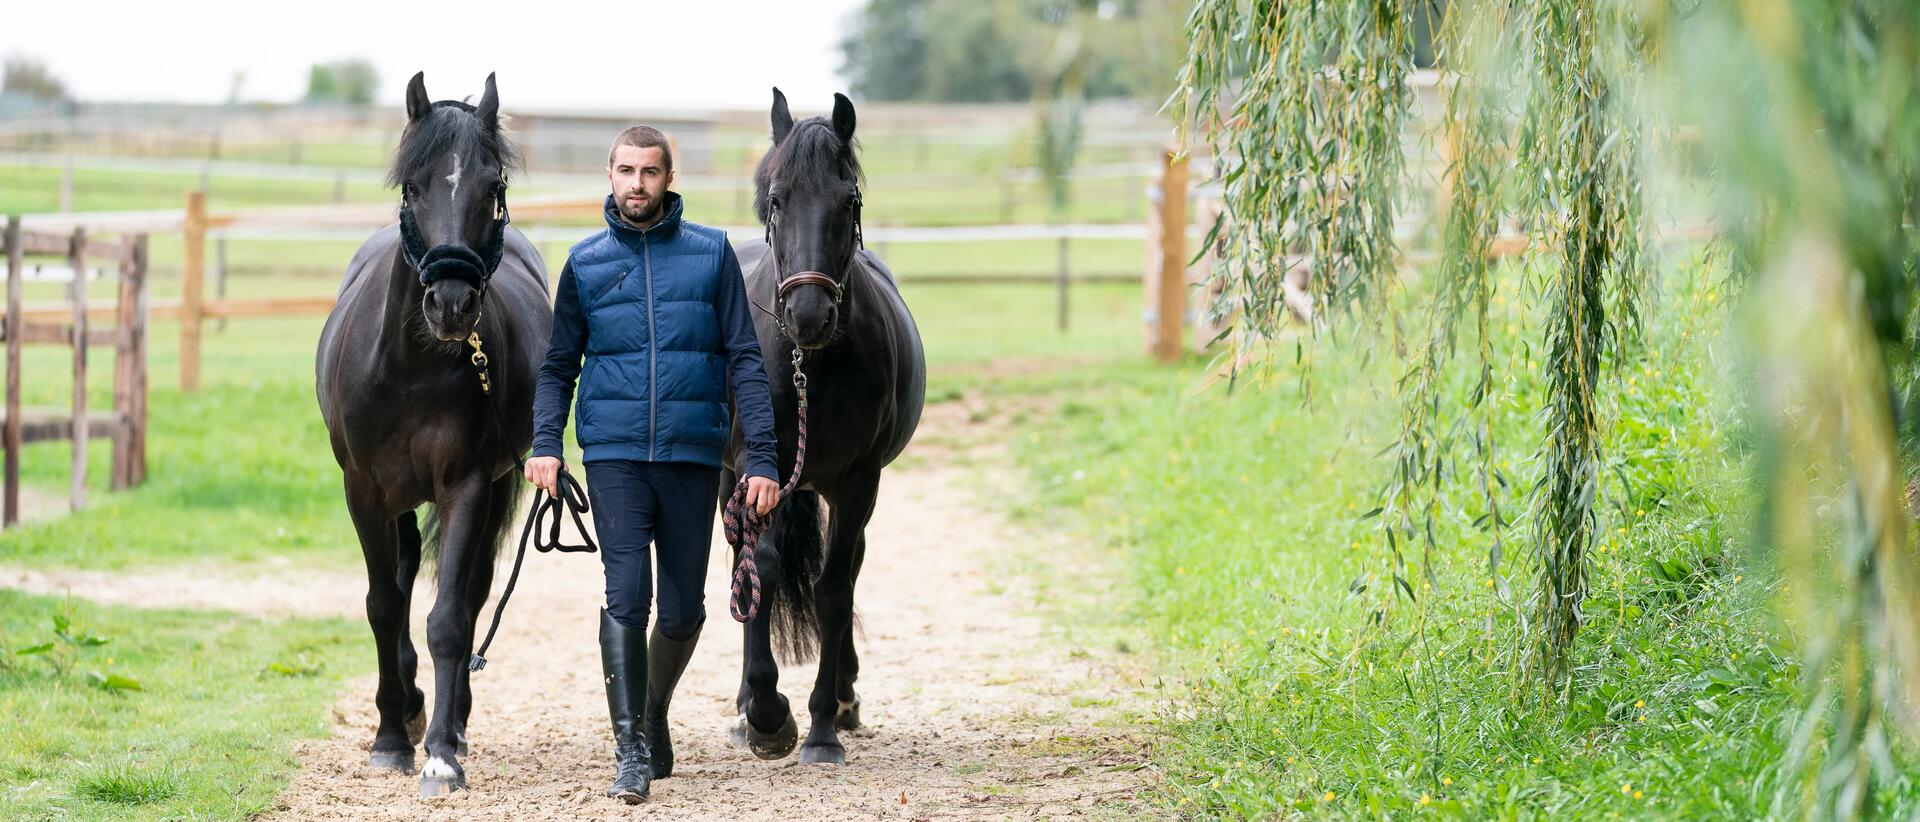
top-left (395, 509), bottom-right (426, 746)
top-left (419, 475), bottom-right (494, 796)
top-left (799, 474), bottom-right (879, 766)
top-left (347, 485), bottom-right (418, 773)
top-left (733, 530), bottom-right (798, 759)
top-left (833, 531), bottom-right (869, 733)
top-left (451, 473), bottom-right (517, 756)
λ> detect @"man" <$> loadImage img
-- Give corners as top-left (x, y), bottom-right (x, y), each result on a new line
top-left (525, 125), bottom-right (780, 804)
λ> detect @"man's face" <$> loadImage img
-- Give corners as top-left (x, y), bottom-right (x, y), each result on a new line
top-left (609, 144), bottom-right (673, 226)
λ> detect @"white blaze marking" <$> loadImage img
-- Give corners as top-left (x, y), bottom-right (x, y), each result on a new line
top-left (422, 756), bottom-right (457, 779)
top-left (445, 153), bottom-right (463, 203)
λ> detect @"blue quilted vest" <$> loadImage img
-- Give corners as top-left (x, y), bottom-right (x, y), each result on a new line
top-left (565, 192), bottom-right (733, 466)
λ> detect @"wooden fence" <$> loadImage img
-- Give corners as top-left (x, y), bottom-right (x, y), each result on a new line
top-left (1, 216), bottom-right (150, 527)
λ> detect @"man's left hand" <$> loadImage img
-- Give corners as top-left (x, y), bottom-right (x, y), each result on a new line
top-left (745, 476), bottom-right (781, 515)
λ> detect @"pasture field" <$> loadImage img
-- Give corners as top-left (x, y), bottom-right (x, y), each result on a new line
top-left (0, 591), bottom-right (363, 821)
top-left (1015, 257), bottom-right (1920, 817)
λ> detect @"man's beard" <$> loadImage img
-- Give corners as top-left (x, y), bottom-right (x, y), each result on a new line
top-left (617, 192), bottom-right (662, 226)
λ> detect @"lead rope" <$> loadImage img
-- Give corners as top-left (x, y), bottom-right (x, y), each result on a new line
top-left (466, 325), bottom-right (599, 673)
top-left (721, 347), bottom-right (810, 622)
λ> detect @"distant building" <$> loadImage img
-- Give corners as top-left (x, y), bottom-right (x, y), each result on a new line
top-left (506, 109), bottom-right (723, 174)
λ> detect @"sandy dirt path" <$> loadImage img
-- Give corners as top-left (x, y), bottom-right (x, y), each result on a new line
top-left (5, 405), bottom-right (1151, 819)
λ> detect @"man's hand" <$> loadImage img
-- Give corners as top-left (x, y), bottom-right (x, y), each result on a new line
top-left (525, 456), bottom-right (563, 499)
top-left (745, 476), bottom-right (781, 515)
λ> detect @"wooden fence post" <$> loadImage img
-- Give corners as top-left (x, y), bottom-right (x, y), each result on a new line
top-left (1148, 148), bottom-right (1189, 364)
top-left (182, 189), bottom-right (206, 391)
top-left (129, 235), bottom-right (149, 485)
top-left (1055, 233), bottom-right (1071, 332)
top-left (68, 227), bottom-right (87, 513)
top-left (4, 216), bottom-right (20, 526)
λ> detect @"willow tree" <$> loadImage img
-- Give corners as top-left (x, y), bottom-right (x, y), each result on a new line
top-left (1183, 0), bottom-right (1920, 814)
top-left (1180, 0), bottom-right (1649, 693)
top-left (1650, 3), bottom-right (1920, 816)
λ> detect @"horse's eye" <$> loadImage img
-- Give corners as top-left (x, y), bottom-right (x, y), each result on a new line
top-left (403, 182), bottom-right (418, 200)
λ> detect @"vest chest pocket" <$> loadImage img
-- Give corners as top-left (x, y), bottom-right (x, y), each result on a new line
top-left (590, 268), bottom-right (633, 306)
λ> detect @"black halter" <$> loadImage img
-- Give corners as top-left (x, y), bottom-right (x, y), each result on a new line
top-left (396, 101), bottom-right (512, 294)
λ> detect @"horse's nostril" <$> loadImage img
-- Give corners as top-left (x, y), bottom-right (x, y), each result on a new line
top-left (457, 291), bottom-right (476, 315)
top-left (425, 292), bottom-right (440, 313)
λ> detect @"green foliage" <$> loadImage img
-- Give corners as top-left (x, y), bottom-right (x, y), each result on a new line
top-left (303, 59), bottom-right (378, 106)
top-left (1179, 0), bottom-right (1655, 695)
top-left (2, 55), bottom-right (69, 102)
top-left (840, 0), bottom-right (1186, 103)
top-left (1017, 258), bottom-right (1920, 817)
top-left (1640, 2), bottom-right (1920, 816)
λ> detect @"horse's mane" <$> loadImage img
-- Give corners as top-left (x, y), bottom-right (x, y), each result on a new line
top-left (385, 101), bottom-right (522, 188)
top-left (753, 119), bottom-right (863, 225)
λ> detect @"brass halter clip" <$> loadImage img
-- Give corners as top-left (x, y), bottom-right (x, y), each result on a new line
top-left (467, 329), bottom-right (492, 395)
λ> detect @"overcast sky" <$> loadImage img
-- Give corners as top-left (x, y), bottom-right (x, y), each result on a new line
top-left (2, 0), bottom-right (868, 112)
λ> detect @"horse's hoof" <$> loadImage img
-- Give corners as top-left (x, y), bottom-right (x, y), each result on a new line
top-left (419, 757), bottom-right (464, 797)
top-left (405, 708), bottom-right (427, 747)
top-left (834, 698), bottom-right (862, 732)
top-left (368, 750), bottom-right (414, 773)
top-left (419, 776), bottom-right (463, 798)
top-left (733, 713), bottom-right (798, 760)
top-left (729, 715), bottom-right (749, 749)
top-left (797, 742), bottom-right (846, 766)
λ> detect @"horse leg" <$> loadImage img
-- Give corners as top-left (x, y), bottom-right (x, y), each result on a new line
top-left (395, 509), bottom-right (426, 747)
top-left (346, 485), bottom-right (417, 773)
top-left (731, 529), bottom-right (798, 759)
top-left (833, 532), bottom-right (868, 733)
top-left (451, 473), bottom-right (516, 758)
top-left (418, 476), bottom-right (494, 797)
top-left (798, 473), bottom-right (879, 765)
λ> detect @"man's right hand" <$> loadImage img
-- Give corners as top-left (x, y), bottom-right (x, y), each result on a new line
top-left (524, 456), bottom-right (563, 499)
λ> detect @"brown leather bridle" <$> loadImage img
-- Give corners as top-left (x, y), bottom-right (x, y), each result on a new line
top-left (765, 187), bottom-right (863, 336)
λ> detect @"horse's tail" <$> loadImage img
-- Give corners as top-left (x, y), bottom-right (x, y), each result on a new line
top-left (415, 473), bottom-right (526, 584)
top-left (770, 489), bottom-right (824, 664)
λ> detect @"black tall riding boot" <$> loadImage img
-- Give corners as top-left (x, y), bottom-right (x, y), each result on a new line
top-left (646, 621), bottom-right (703, 779)
top-left (599, 609), bottom-right (651, 803)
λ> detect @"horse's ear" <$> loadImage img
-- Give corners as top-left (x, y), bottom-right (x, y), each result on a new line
top-left (475, 73), bottom-right (499, 131)
top-left (770, 87), bottom-right (794, 145)
top-left (405, 72), bottom-right (430, 123)
top-left (831, 93), bottom-right (856, 144)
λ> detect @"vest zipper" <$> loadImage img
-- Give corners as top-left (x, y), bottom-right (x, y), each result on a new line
top-left (643, 232), bottom-right (658, 462)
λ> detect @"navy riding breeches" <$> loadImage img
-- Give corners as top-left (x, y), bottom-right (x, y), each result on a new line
top-left (583, 460), bottom-right (721, 641)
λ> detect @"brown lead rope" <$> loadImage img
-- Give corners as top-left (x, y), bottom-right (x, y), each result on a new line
top-left (722, 347), bottom-right (810, 623)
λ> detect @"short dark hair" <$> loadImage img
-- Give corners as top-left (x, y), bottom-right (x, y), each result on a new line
top-left (608, 125), bottom-right (673, 171)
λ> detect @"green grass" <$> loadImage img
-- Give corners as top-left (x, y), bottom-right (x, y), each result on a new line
top-left (0, 164), bottom-right (393, 214)
top-left (1012, 259), bottom-right (1920, 817)
top-left (0, 590), bottom-right (365, 820)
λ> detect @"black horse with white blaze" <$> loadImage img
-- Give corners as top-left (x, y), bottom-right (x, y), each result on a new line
top-left (316, 72), bottom-right (551, 797)
top-left (722, 89), bottom-right (926, 766)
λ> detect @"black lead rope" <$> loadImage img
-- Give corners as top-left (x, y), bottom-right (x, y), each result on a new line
top-left (469, 464), bottom-right (596, 672)
top-left (462, 319), bottom-right (598, 674)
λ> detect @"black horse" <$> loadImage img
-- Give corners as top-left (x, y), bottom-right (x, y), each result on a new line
top-left (316, 72), bottom-right (551, 796)
top-left (722, 89), bottom-right (926, 766)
